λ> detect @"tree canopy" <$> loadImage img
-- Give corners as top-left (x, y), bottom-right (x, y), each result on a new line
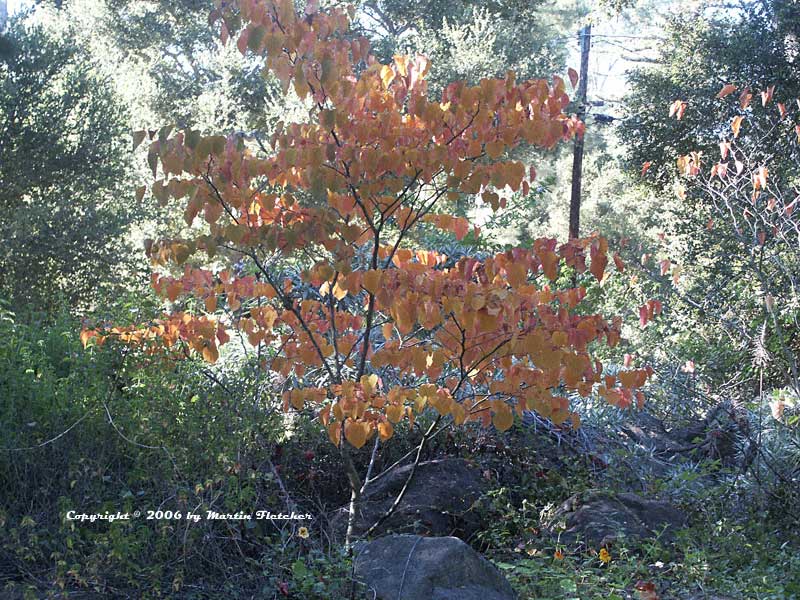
top-left (0, 20), bottom-right (134, 311)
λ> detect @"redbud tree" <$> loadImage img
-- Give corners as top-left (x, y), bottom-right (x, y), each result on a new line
top-left (82, 0), bottom-right (649, 543)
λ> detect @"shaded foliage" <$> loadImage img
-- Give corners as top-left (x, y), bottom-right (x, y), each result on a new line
top-left (0, 20), bottom-right (134, 312)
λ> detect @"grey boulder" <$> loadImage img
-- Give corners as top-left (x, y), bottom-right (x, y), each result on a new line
top-left (335, 458), bottom-right (487, 539)
top-left (548, 490), bottom-right (687, 547)
top-left (354, 534), bottom-right (516, 600)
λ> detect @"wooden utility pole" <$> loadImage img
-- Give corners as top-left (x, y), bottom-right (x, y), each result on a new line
top-left (569, 24), bottom-right (591, 240)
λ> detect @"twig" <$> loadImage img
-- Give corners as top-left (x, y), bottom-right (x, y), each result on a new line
top-left (0, 409), bottom-right (95, 451)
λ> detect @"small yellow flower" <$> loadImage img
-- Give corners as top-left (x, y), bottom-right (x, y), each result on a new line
top-left (554, 549), bottom-right (565, 560)
top-left (297, 527), bottom-right (309, 539)
top-left (598, 548), bottom-right (611, 564)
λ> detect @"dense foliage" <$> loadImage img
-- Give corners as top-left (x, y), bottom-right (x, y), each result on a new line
top-left (0, 20), bottom-right (135, 312)
top-left (620, 1), bottom-right (800, 397)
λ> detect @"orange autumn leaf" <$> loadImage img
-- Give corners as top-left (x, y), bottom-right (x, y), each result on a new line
top-left (613, 253), bottom-right (625, 272)
top-left (344, 420), bottom-right (369, 449)
top-left (732, 115), bottom-right (744, 138)
top-left (492, 402), bottom-right (514, 432)
top-left (716, 84), bottom-right (737, 98)
top-left (669, 100), bottom-right (687, 120)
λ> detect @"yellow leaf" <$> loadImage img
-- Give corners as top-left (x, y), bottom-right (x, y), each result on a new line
top-left (344, 420), bottom-right (369, 449)
top-left (451, 402), bottom-right (466, 426)
top-left (362, 270), bottom-right (382, 294)
top-left (202, 343), bottom-right (219, 363)
top-left (386, 403), bottom-right (404, 423)
top-left (672, 265), bottom-right (682, 285)
top-left (378, 421), bottom-right (394, 441)
top-left (380, 65), bottom-right (395, 88)
top-left (361, 374), bottom-right (379, 395)
top-left (492, 402), bottom-right (514, 432)
top-left (80, 329), bottom-right (96, 348)
top-left (328, 423), bottom-right (341, 446)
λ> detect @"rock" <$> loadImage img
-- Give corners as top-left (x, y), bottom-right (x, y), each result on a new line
top-left (620, 411), bottom-right (684, 455)
top-left (621, 402), bottom-right (754, 470)
top-left (335, 458), bottom-right (487, 539)
top-left (547, 490), bottom-right (686, 546)
top-left (355, 534), bottom-right (516, 600)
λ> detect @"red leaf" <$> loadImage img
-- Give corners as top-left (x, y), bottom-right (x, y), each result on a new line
top-left (669, 100), bottom-right (687, 120)
top-left (761, 85), bottom-right (775, 107)
top-left (716, 84), bottom-right (737, 98)
top-left (453, 217), bottom-right (470, 241)
top-left (641, 161), bottom-right (652, 176)
top-left (568, 67), bottom-right (579, 89)
top-left (650, 299), bottom-right (663, 315)
top-left (739, 88), bottom-right (752, 109)
top-left (635, 580), bottom-right (659, 600)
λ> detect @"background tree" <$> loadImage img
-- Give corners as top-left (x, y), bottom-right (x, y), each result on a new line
top-left (0, 19), bottom-right (135, 312)
top-left (617, 0), bottom-right (800, 396)
top-left (357, 0), bottom-right (581, 94)
top-left (621, 0), bottom-right (800, 186)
